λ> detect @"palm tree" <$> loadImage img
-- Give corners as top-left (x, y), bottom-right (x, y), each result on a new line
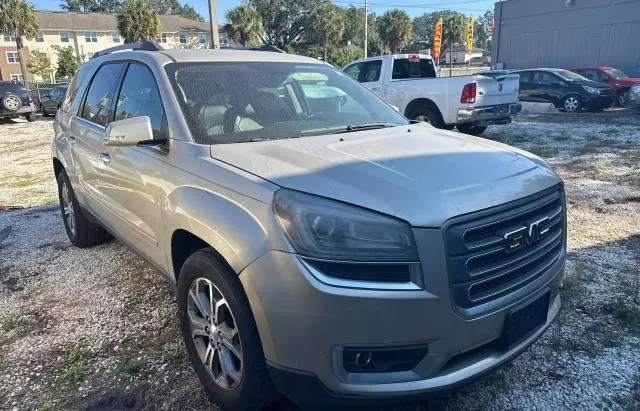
top-left (117, 0), bottom-right (161, 43)
top-left (225, 5), bottom-right (262, 47)
top-left (0, 0), bottom-right (39, 88)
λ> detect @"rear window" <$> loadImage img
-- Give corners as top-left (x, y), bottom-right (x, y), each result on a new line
top-left (392, 58), bottom-right (436, 80)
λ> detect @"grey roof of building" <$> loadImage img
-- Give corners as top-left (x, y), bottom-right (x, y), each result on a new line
top-left (36, 11), bottom-right (212, 33)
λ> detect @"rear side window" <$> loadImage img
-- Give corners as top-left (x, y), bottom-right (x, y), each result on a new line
top-left (62, 65), bottom-right (92, 112)
top-left (344, 60), bottom-right (382, 83)
top-left (114, 63), bottom-right (166, 138)
top-left (392, 58), bottom-right (436, 80)
top-left (518, 71), bottom-right (532, 83)
top-left (80, 63), bottom-right (126, 126)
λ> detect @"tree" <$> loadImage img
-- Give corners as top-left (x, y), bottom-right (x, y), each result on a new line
top-left (249, 0), bottom-right (316, 49)
top-left (328, 47), bottom-right (363, 68)
top-left (0, 0), bottom-right (39, 88)
top-left (52, 45), bottom-right (79, 79)
top-left (441, 12), bottom-right (466, 52)
top-left (475, 10), bottom-right (494, 51)
top-left (308, 1), bottom-right (344, 61)
top-left (225, 5), bottom-right (262, 46)
top-left (60, 0), bottom-right (122, 12)
top-left (117, 0), bottom-right (161, 43)
top-left (377, 9), bottom-right (411, 53)
top-left (150, 0), bottom-right (205, 22)
top-left (342, 5), bottom-right (365, 46)
top-left (410, 10), bottom-right (467, 54)
top-left (27, 50), bottom-right (54, 82)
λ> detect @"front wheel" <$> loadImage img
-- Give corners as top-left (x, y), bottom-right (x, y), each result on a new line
top-left (457, 123), bottom-right (488, 136)
top-left (409, 106), bottom-right (445, 129)
top-left (56, 170), bottom-right (111, 247)
top-left (177, 249), bottom-right (278, 410)
top-left (618, 90), bottom-right (629, 107)
top-left (562, 94), bottom-right (582, 113)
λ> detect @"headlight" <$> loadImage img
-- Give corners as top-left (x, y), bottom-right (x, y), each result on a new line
top-left (273, 189), bottom-right (418, 262)
top-left (582, 86), bottom-right (600, 95)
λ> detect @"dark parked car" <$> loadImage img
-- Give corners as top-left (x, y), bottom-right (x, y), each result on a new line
top-left (516, 69), bottom-right (616, 112)
top-left (29, 88), bottom-right (52, 112)
top-left (0, 82), bottom-right (35, 122)
top-left (629, 83), bottom-right (640, 111)
top-left (40, 85), bottom-right (68, 116)
top-left (570, 66), bottom-right (640, 106)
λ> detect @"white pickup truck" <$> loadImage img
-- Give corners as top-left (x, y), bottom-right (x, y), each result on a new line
top-left (343, 54), bottom-right (521, 135)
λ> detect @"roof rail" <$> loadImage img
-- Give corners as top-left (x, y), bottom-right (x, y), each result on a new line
top-left (220, 45), bottom-right (286, 53)
top-left (92, 41), bottom-right (163, 59)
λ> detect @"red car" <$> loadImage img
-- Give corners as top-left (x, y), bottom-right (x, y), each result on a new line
top-left (571, 66), bottom-right (640, 106)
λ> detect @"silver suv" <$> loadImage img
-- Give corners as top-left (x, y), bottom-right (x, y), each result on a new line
top-left (52, 42), bottom-right (566, 409)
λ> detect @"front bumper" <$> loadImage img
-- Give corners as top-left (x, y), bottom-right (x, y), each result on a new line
top-left (457, 103), bottom-right (522, 125)
top-left (240, 231), bottom-right (565, 406)
top-left (582, 95), bottom-right (616, 109)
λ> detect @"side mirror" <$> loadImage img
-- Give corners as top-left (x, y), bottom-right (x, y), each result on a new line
top-left (103, 116), bottom-right (162, 146)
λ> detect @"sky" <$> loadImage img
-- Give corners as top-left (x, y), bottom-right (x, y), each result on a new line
top-left (30, 0), bottom-right (496, 23)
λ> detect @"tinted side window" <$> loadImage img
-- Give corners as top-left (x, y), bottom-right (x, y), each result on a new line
top-left (81, 63), bottom-right (126, 125)
top-left (584, 69), bottom-right (602, 82)
top-left (115, 63), bottom-right (166, 138)
top-left (518, 72), bottom-right (532, 83)
top-left (62, 64), bottom-right (92, 112)
top-left (360, 60), bottom-right (382, 83)
top-left (344, 63), bottom-right (363, 81)
top-left (392, 58), bottom-right (436, 80)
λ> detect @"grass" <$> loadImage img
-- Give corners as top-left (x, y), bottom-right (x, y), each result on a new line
top-left (593, 159), bottom-right (608, 171)
top-left (551, 131), bottom-right (571, 142)
top-left (59, 347), bottom-right (89, 386)
top-left (561, 260), bottom-right (594, 302)
top-left (601, 128), bottom-right (622, 136)
top-left (604, 297), bottom-right (640, 337)
top-left (118, 351), bottom-right (143, 377)
top-left (160, 344), bottom-right (184, 364)
top-left (1, 313), bottom-right (18, 332)
top-left (529, 146), bottom-right (559, 158)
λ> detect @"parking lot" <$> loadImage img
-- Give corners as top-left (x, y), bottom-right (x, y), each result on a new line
top-left (1, 113), bottom-right (639, 410)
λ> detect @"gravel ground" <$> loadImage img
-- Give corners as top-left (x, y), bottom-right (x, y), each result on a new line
top-left (1, 114), bottom-right (639, 410)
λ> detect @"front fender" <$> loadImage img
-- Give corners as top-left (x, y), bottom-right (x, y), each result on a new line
top-left (163, 186), bottom-right (283, 278)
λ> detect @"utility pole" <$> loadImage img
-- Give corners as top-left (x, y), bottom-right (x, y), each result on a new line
top-left (208, 0), bottom-right (220, 49)
top-left (364, 0), bottom-right (368, 58)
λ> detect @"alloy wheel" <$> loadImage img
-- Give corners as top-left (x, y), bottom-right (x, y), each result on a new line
top-left (4, 96), bottom-right (20, 111)
top-left (188, 277), bottom-right (243, 390)
top-left (619, 92), bottom-right (628, 107)
top-left (564, 96), bottom-right (579, 112)
top-left (61, 181), bottom-right (76, 236)
top-left (414, 115), bottom-right (430, 124)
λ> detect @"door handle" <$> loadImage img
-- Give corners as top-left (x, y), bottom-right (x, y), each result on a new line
top-left (371, 87), bottom-right (381, 92)
top-left (100, 153), bottom-right (111, 164)
top-left (68, 136), bottom-right (76, 145)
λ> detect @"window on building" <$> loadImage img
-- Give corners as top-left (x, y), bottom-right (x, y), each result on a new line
top-left (157, 33), bottom-right (169, 43)
top-left (10, 74), bottom-right (24, 82)
top-left (115, 63), bottom-right (166, 138)
top-left (87, 52), bottom-right (94, 59)
top-left (198, 33), bottom-right (206, 44)
top-left (112, 32), bottom-right (120, 43)
top-left (80, 63), bottom-right (126, 126)
top-left (3, 34), bottom-right (16, 42)
top-left (85, 32), bottom-right (98, 42)
top-left (36, 32), bottom-right (44, 42)
top-left (60, 32), bottom-right (70, 42)
top-left (6, 52), bottom-right (20, 64)
top-left (179, 33), bottom-right (187, 44)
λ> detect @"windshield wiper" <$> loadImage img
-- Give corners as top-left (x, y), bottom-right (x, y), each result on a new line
top-left (327, 123), bottom-right (397, 135)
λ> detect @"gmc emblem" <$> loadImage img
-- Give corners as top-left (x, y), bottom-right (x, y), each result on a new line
top-left (503, 217), bottom-right (550, 253)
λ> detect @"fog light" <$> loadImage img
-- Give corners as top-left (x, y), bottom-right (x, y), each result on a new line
top-left (343, 344), bottom-right (428, 373)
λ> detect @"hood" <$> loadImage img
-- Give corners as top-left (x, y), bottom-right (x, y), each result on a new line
top-left (210, 124), bottom-right (561, 227)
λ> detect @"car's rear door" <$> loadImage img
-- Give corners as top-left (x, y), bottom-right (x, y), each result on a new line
top-left (70, 62), bottom-right (126, 216)
top-left (96, 62), bottom-right (168, 262)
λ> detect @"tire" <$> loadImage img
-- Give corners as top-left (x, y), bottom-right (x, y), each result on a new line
top-left (2, 94), bottom-right (21, 112)
top-left (41, 104), bottom-right (48, 117)
top-left (562, 94), bottom-right (581, 113)
top-left (409, 105), bottom-right (445, 129)
top-left (177, 249), bottom-right (278, 410)
top-left (618, 90), bottom-right (629, 107)
top-left (56, 170), bottom-right (111, 248)
top-left (457, 123), bottom-right (488, 136)
top-left (25, 112), bottom-right (36, 122)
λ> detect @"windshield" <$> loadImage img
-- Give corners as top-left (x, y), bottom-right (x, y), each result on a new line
top-left (552, 69), bottom-right (587, 82)
top-left (166, 62), bottom-right (407, 144)
top-left (604, 68), bottom-right (628, 79)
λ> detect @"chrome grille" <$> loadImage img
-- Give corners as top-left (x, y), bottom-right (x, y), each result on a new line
top-left (444, 185), bottom-right (565, 309)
